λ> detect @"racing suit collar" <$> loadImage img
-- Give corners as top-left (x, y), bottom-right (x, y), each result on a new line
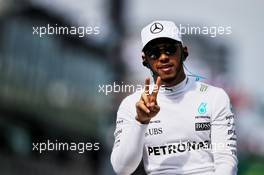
top-left (160, 76), bottom-right (188, 95)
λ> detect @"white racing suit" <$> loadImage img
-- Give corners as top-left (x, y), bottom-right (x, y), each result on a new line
top-left (111, 76), bottom-right (237, 175)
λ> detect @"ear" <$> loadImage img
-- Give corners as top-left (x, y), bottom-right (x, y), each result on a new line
top-left (182, 46), bottom-right (188, 61)
top-left (142, 52), bottom-right (149, 68)
top-left (142, 52), bottom-right (146, 59)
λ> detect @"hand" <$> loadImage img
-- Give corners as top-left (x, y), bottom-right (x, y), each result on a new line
top-left (135, 76), bottom-right (161, 124)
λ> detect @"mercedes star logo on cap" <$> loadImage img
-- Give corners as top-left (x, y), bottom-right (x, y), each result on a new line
top-left (150, 22), bottom-right (164, 34)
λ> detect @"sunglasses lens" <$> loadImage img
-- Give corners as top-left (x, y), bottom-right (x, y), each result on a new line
top-left (146, 44), bottom-right (178, 60)
top-left (148, 49), bottom-right (160, 60)
top-left (164, 46), bottom-right (177, 56)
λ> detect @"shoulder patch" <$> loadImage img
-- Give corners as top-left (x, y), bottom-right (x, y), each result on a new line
top-left (200, 84), bottom-right (208, 92)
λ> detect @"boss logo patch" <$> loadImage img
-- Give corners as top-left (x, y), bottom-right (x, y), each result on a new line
top-left (195, 122), bottom-right (211, 131)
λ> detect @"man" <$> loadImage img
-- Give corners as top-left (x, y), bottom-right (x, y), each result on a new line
top-left (111, 20), bottom-right (237, 175)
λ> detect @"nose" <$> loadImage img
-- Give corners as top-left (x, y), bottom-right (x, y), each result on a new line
top-left (159, 53), bottom-right (169, 62)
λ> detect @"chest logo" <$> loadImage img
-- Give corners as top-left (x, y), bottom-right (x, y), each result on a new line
top-left (200, 84), bottom-right (208, 92)
top-left (145, 127), bottom-right (163, 137)
top-left (198, 102), bottom-right (207, 114)
top-left (195, 122), bottom-right (211, 131)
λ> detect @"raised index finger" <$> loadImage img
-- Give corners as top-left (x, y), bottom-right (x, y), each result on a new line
top-left (151, 76), bottom-right (161, 100)
top-left (144, 77), bottom-right (150, 95)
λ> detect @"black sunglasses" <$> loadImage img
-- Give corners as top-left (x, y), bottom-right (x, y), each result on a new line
top-left (144, 44), bottom-right (180, 60)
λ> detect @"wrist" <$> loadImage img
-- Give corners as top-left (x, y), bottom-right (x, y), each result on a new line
top-left (135, 116), bottom-right (150, 124)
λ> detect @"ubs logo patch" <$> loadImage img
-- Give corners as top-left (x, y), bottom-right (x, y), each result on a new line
top-left (145, 127), bottom-right (163, 137)
top-left (195, 122), bottom-right (211, 131)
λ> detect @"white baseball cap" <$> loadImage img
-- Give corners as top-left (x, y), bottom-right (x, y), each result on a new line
top-left (141, 20), bottom-right (182, 50)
